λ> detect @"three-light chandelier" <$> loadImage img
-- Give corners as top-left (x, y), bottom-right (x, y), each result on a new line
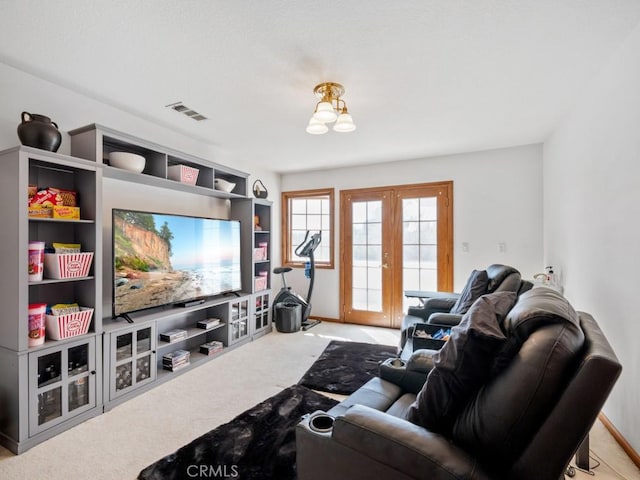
top-left (306, 82), bottom-right (356, 134)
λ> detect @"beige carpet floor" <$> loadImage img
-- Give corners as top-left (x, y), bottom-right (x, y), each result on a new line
top-left (0, 322), bottom-right (637, 479)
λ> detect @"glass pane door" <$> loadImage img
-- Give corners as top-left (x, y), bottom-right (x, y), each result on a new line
top-left (341, 182), bottom-right (453, 329)
top-left (352, 200), bottom-right (383, 312)
top-left (342, 190), bottom-right (393, 327)
top-left (402, 197), bottom-right (438, 313)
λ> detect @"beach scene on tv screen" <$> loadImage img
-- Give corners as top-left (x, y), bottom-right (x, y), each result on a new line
top-left (113, 210), bottom-right (241, 316)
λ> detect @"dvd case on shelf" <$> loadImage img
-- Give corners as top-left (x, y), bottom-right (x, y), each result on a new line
top-left (162, 349), bottom-right (191, 371)
top-left (159, 328), bottom-right (188, 343)
top-left (199, 340), bottom-right (224, 356)
top-left (197, 318), bottom-right (221, 330)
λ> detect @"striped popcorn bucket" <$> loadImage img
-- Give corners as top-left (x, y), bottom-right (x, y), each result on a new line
top-left (44, 252), bottom-right (94, 279)
top-left (46, 307), bottom-right (94, 340)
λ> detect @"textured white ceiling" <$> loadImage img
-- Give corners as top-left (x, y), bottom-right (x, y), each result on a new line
top-left (1, 1), bottom-right (640, 173)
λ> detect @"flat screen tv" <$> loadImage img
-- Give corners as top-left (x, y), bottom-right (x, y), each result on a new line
top-left (112, 208), bottom-right (242, 317)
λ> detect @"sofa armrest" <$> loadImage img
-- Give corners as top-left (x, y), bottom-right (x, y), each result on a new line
top-left (378, 351), bottom-right (435, 394)
top-left (427, 312), bottom-right (463, 326)
top-left (332, 405), bottom-right (490, 480)
top-left (405, 290), bottom-right (461, 302)
top-left (407, 349), bottom-right (436, 373)
top-left (407, 297), bottom-right (459, 320)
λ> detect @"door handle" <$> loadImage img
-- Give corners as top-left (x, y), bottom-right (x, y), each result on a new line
top-left (382, 263), bottom-right (389, 269)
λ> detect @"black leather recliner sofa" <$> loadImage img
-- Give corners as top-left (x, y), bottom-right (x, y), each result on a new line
top-left (401, 264), bottom-right (533, 348)
top-left (297, 288), bottom-right (621, 480)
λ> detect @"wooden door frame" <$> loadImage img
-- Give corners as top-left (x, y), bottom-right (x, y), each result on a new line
top-left (391, 181), bottom-right (453, 327)
top-left (340, 181), bottom-right (453, 327)
top-left (340, 187), bottom-right (394, 326)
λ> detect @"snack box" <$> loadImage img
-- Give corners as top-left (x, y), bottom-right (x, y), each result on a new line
top-left (53, 206), bottom-right (80, 220)
top-left (29, 189), bottom-right (63, 207)
top-left (49, 188), bottom-right (78, 207)
top-left (28, 205), bottom-right (53, 218)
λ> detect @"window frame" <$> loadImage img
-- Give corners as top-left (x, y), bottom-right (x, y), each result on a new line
top-left (281, 188), bottom-right (335, 269)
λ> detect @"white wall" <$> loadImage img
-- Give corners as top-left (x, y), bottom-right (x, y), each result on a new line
top-left (0, 62), bottom-right (280, 192)
top-left (543, 23), bottom-right (640, 451)
top-left (0, 61), bottom-right (281, 318)
top-left (281, 144), bottom-right (543, 320)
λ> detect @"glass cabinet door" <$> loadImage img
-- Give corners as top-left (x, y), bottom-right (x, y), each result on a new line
top-left (254, 293), bottom-right (271, 332)
top-left (68, 344), bottom-right (90, 412)
top-left (229, 298), bottom-right (250, 344)
top-left (109, 325), bottom-right (155, 400)
top-left (36, 351), bottom-right (62, 427)
top-left (114, 332), bottom-right (133, 391)
top-left (29, 338), bottom-right (96, 436)
top-left (136, 328), bottom-right (152, 383)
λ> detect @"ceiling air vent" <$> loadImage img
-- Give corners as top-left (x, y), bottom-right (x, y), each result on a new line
top-left (165, 102), bottom-right (208, 121)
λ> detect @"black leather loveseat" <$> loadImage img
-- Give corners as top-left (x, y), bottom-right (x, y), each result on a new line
top-left (296, 287), bottom-right (621, 480)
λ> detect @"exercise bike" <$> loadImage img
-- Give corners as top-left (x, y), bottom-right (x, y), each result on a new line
top-left (272, 231), bottom-right (322, 331)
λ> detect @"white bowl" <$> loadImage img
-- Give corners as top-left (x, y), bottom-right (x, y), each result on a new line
top-left (108, 152), bottom-right (146, 173)
top-left (214, 178), bottom-right (236, 193)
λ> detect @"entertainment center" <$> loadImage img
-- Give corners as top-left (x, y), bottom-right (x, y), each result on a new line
top-left (0, 125), bottom-right (273, 454)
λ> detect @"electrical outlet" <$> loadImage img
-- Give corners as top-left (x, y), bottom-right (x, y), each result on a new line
top-left (498, 242), bottom-right (506, 253)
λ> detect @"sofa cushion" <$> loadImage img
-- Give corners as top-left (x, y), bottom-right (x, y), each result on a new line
top-left (407, 291), bottom-right (517, 434)
top-left (449, 269), bottom-right (489, 314)
top-left (451, 287), bottom-right (585, 471)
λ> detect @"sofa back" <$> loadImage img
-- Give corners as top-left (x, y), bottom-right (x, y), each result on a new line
top-left (450, 288), bottom-right (587, 475)
top-left (486, 264), bottom-right (521, 294)
top-left (508, 311), bottom-right (622, 479)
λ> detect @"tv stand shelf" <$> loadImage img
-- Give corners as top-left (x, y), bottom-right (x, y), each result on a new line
top-left (103, 293), bottom-right (253, 410)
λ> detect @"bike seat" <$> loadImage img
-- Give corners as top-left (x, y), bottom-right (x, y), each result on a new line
top-left (273, 267), bottom-right (292, 274)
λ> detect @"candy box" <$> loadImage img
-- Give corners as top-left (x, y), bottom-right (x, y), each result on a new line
top-left (29, 189), bottom-right (63, 208)
top-left (53, 206), bottom-right (80, 220)
top-left (28, 205), bottom-right (53, 218)
top-left (49, 188), bottom-right (78, 207)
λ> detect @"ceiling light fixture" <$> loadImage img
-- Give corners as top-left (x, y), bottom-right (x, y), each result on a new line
top-left (306, 82), bottom-right (356, 134)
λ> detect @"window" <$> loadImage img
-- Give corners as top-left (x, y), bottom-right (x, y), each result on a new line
top-left (281, 188), bottom-right (334, 268)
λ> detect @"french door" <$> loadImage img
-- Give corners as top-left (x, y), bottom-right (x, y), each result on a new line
top-left (340, 182), bottom-right (453, 328)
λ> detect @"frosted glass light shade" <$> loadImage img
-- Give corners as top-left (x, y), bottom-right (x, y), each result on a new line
top-left (306, 117), bottom-right (329, 134)
top-left (333, 113), bottom-right (356, 132)
top-left (313, 102), bottom-right (338, 123)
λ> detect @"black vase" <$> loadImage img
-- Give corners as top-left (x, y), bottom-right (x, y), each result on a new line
top-left (17, 112), bottom-right (62, 152)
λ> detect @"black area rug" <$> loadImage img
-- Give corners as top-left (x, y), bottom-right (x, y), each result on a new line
top-left (138, 385), bottom-right (337, 480)
top-left (298, 340), bottom-right (398, 395)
